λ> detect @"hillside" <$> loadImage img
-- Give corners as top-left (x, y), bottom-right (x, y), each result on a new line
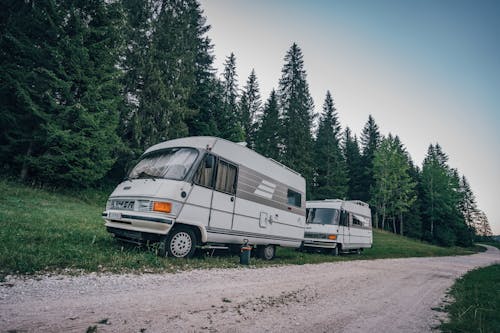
top-left (0, 181), bottom-right (477, 278)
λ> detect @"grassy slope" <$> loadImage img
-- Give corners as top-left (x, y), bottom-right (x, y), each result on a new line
top-left (440, 264), bottom-right (500, 333)
top-left (0, 180), bottom-right (477, 278)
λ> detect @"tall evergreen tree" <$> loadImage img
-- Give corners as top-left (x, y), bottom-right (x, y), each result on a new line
top-left (184, 0), bottom-right (220, 137)
top-left (0, 0), bottom-right (62, 179)
top-left (312, 91), bottom-right (348, 199)
top-left (1, 0), bottom-right (124, 186)
top-left (343, 127), bottom-right (364, 200)
top-left (458, 175), bottom-right (479, 232)
top-left (359, 115), bottom-right (381, 202)
top-left (474, 210), bottom-right (493, 237)
top-left (420, 144), bottom-right (471, 246)
top-left (254, 90), bottom-right (281, 161)
top-left (278, 43), bottom-right (315, 193)
top-left (239, 69), bottom-right (261, 148)
top-left (120, 0), bottom-right (218, 166)
top-left (219, 53), bottom-right (244, 141)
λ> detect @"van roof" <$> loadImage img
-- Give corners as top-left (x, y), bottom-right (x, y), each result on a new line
top-left (145, 136), bottom-right (306, 192)
top-left (306, 199), bottom-right (371, 217)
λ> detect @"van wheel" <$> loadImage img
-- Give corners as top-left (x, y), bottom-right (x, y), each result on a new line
top-left (166, 227), bottom-right (197, 258)
top-left (331, 246), bottom-right (339, 256)
top-left (356, 248), bottom-right (362, 255)
top-left (257, 245), bottom-right (275, 260)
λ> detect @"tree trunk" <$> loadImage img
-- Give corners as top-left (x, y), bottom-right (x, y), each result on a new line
top-left (392, 217), bottom-right (396, 233)
top-left (399, 213), bottom-right (404, 235)
top-left (20, 142), bottom-right (33, 181)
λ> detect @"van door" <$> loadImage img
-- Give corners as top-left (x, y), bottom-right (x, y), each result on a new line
top-left (209, 159), bottom-right (238, 230)
top-left (339, 210), bottom-right (350, 249)
top-left (182, 153), bottom-right (216, 227)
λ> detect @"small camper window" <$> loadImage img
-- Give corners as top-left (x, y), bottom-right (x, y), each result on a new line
top-left (215, 160), bottom-right (237, 194)
top-left (352, 215), bottom-right (363, 227)
top-left (287, 189), bottom-right (301, 207)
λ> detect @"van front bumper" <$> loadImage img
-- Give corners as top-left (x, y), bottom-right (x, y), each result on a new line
top-left (102, 210), bottom-right (174, 240)
top-left (302, 239), bottom-right (337, 248)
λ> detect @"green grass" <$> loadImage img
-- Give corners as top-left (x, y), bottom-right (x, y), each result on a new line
top-left (440, 264), bottom-right (500, 333)
top-left (0, 180), bottom-right (478, 278)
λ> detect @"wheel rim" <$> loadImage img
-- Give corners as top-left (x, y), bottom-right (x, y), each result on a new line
top-left (169, 231), bottom-right (192, 257)
top-left (264, 246), bottom-right (274, 259)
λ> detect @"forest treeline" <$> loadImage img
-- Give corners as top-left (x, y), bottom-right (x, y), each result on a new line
top-left (0, 0), bottom-right (493, 245)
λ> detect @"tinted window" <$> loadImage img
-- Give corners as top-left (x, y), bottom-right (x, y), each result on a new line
top-left (215, 160), bottom-right (237, 194)
top-left (287, 189), bottom-right (302, 207)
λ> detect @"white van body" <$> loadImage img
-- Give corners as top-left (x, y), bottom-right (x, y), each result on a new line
top-left (303, 199), bottom-right (372, 254)
top-left (103, 136), bottom-right (306, 259)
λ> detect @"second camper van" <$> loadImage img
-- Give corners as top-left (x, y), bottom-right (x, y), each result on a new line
top-left (103, 136), bottom-right (306, 259)
top-left (303, 199), bottom-right (372, 255)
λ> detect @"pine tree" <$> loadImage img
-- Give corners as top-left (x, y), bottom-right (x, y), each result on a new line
top-left (475, 210), bottom-right (493, 237)
top-left (185, 0), bottom-right (220, 137)
top-left (359, 115), bottom-right (381, 202)
top-left (254, 90), bottom-right (281, 161)
top-left (219, 53), bottom-right (244, 141)
top-left (239, 69), bottom-right (261, 148)
top-left (343, 127), bottom-right (364, 200)
top-left (121, 0), bottom-right (208, 155)
top-left (312, 91), bottom-right (348, 199)
top-left (0, 0), bottom-right (62, 179)
top-left (1, 0), bottom-right (124, 186)
top-left (278, 43), bottom-right (315, 193)
top-left (459, 175), bottom-right (479, 232)
top-left (420, 144), bottom-right (470, 246)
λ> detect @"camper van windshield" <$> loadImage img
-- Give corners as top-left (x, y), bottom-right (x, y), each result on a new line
top-left (128, 148), bottom-right (198, 181)
top-left (306, 208), bottom-right (339, 225)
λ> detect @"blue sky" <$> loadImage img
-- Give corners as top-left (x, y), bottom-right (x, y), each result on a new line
top-left (200, 0), bottom-right (500, 233)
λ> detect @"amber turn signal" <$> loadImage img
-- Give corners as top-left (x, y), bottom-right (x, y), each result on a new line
top-left (328, 234), bottom-right (337, 240)
top-left (153, 201), bottom-right (172, 213)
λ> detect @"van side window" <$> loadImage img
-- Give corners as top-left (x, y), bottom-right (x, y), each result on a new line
top-left (339, 211), bottom-right (348, 226)
top-left (287, 189), bottom-right (301, 207)
top-left (215, 160), bottom-right (237, 194)
top-left (193, 154), bottom-right (215, 188)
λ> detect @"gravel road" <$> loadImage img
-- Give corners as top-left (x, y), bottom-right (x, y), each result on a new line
top-left (1, 246), bottom-right (499, 333)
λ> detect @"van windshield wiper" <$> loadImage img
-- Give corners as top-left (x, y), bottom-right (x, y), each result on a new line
top-left (137, 171), bottom-right (158, 181)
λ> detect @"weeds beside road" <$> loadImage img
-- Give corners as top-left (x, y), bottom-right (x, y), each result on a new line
top-left (440, 263), bottom-right (500, 333)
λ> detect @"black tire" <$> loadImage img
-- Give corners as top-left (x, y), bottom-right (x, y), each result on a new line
top-left (257, 244), bottom-right (275, 260)
top-left (165, 227), bottom-right (197, 258)
top-left (331, 246), bottom-right (339, 256)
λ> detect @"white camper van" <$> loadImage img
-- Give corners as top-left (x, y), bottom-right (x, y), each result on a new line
top-left (302, 199), bottom-right (372, 255)
top-left (103, 136), bottom-right (306, 259)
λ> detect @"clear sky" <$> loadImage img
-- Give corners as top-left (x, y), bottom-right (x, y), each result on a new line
top-left (199, 0), bottom-right (500, 234)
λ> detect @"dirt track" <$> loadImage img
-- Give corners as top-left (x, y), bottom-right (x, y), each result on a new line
top-left (1, 246), bottom-right (499, 333)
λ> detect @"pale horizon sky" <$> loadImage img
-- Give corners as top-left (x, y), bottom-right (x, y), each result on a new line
top-left (199, 0), bottom-right (500, 234)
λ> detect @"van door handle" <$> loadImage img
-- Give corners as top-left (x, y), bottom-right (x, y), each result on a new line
top-left (230, 197), bottom-right (234, 202)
